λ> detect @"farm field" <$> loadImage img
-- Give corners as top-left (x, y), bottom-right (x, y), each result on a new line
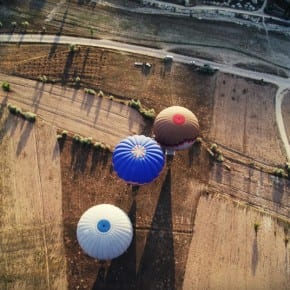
top-left (209, 74), bottom-right (285, 164)
top-left (183, 194), bottom-right (290, 290)
top-left (0, 42), bottom-right (289, 289)
top-left (0, 4), bottom-right (289, 287)
top-left (0, 110), bottom-right (67, 289)
top-left (0, 72), bottom-right (146, 148)
top-left (0, 0), bottom-right (290, 75)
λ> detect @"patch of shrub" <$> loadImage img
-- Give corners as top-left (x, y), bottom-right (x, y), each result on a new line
top-left (23, 112), bottom-right (36, 122)
top-left (97, 90), bottom-right (104, 98)
top-left (21, 21), bottom-right (29, 28)
top-left (208, 143), bottom-right (224, 162)
top-left (273, 167), bottom-right (285, 177)
top-left (74, 76), bottom-right (81, 83)
top-left (38, 75), bottom-right (48, 83)
top-left (69, 44), bottom-right (79, 53)
top-left (249, 161), bottom-right (255, 168)
top-left (216, 152), bottom-right (224, 162)
top-left (140, 108), bottom-right (156, 120)
top-left (254, 222), bottom-right (260, 234)
top-left (94, 142), bottom-right (108, 150)
top-left (128, 99), bottom-right (141, 110)
top-left (82, 137), bottom-right (93, 146)
top-left (195, 137), bottom-right (202, 143)
top-left (73, 134), bottom-right (81, 142)
top-left (210, 143), bottom-right (218, 153)
top-left (93, 142), bottom-right (102, 149)
top-left (2, 81), bottom-right (10, 92)
top-left (84, 88), bottom-right (96, 95)
top-left (7, 103), bottom-right (18, 114)
top-left (62, 130), bottom-right (68, 136)
top-left (11, 21), bottom-right (17, 28)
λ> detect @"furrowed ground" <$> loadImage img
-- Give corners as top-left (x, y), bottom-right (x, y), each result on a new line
top-left (0, 40), bottom-right (289, 289)
top-left (0, 0), bottom-right (290, 76)
top-left (0, 109), bottom-right (67, 289)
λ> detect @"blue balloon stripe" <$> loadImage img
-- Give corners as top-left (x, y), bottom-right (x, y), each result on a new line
top-left (112, 135), bottom-right (165, 185)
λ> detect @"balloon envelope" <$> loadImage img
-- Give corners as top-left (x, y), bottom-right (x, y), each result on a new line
top-left (112, 135), bottom-right (165, 185)
top-left (153, 106), bottom-right (199, 150)
top-left (77, 204), bottom-right (133, 260)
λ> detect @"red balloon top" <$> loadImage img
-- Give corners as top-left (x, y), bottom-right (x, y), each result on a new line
top-left (172, 114), bottom-right (185, 125)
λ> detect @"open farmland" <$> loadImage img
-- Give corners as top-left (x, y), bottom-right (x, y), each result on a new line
top-left (0, 109), bottom-right (67, 289)
top-left (0, 38), bottom-right (289, 290)
top-left (0, 72), bottom-right (146, 148)
top-left (60, 138), bottom-right (207, 290)
top-left (183, 194), bottom-right (290, 290)
top-left (210, 74), bottom-right (285, 164)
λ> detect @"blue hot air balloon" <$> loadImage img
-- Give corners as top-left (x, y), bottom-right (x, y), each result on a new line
top-left (112, 135), bottom-right (165, 185)
top-left (77, 204), bottom-right (133, 260)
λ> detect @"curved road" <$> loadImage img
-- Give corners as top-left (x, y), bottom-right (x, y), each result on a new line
top-left (0, 33), bottom-right (289, 159)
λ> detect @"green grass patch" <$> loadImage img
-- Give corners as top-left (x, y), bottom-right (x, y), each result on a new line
top-left (2, 81), bottom-right (10, 92)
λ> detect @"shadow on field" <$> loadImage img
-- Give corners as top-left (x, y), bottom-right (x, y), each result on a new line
top-left (29, 0), bottom-right (47, 10)
top-left (92, 200), bottom-right (137, 290)
top-left (272, 177), bottom-right (289, 204)
top-left (137, 168), bottom-right (175, 290)
top-left (49, 6), bottom-right (68, 58)
top-left (16, 121), bottom-right (33, 156)
top-left (91, 168), bottom-right (176, 290)
top-left (251, 236), bottom-right (258, 275)
top-left (70, 142), bottom-right (91, 174)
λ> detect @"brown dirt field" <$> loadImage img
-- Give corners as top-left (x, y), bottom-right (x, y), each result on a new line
top-left (60, 136), bottom-right (208, 290)
top-left (0, 109), bottom-right (67, 289)
top-left (183, 194), bottom-right (290, 290)
top-left (1, 44), bottom-right (286, 164)
top-left (1, 0), bottom-right (290, 72)
top-left (210, 73), bottom-right (285, 164)
top-left (0, 43), bottom-right (289, 289)
top-left (282, 91), bottom-right (290, 145)
top-left (0, 72), bottom-right (146, 148)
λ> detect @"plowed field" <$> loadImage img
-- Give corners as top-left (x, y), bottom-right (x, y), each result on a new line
top-left (0, 110), bottom-right (67, 289)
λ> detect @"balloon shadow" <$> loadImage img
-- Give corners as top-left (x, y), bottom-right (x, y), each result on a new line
top-left (136, 168), bottom-right (176, 290)
top-left (92, 199), bottom-right (137, 290)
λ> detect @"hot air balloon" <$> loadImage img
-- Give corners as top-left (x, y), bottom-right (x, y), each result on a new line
top-left (77, 204), bottom-right (133, 260)
top-left (112, 135), bottom-right (165, 185)
top-left (153, 106), bottom-right (199, 151)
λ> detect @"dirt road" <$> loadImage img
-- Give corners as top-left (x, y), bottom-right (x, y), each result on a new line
top-left (0, 73), bottom-right (146, 148)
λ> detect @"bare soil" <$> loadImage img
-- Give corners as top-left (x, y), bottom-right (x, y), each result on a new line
top-left (0, 42), bottom-right (289, 290)
top-left (183, 194), bottom-right (290, 290)
top-left (210, 73), bottom-right (285, 165)
top-left (0, 110), bottom-right (67, 289)
top-left (60, 137), bottom-right (206, 290)
top-left (282, 91), bottom-right (290, 144)
top-left (0, 72), bottom-right (146, 148)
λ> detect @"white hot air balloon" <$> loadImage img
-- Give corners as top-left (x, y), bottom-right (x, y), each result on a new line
top-left (77, 204), bottom-right (133, 260)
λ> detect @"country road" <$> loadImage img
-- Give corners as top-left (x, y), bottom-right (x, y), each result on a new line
top-left (0, 33), bottom-right (289, 159)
